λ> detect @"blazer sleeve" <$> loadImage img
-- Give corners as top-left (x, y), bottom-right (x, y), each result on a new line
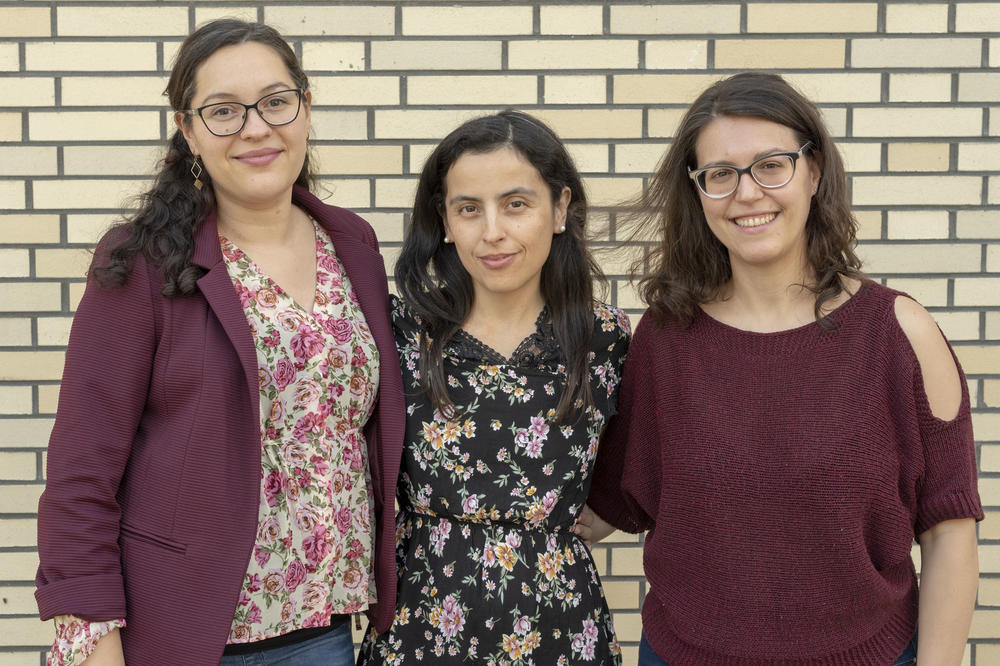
top-left (35, 249), bottom-right (159, 622)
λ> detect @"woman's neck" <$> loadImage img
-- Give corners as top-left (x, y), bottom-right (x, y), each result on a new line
top-left (463, 292), bottom-right (546, 359)
top-left (704, 260), bottom-right (819, 333)
top-left (215, 197), bottom-right (300, 247)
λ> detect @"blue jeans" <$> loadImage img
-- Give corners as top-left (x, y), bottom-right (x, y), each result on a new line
top-left (218, 622), bottom-right (354, 666)
top-left (638, 631), bottom-right (918, 666)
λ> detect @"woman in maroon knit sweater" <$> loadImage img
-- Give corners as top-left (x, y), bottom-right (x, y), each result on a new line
top-left (581, 73), bottom-right (983, 665)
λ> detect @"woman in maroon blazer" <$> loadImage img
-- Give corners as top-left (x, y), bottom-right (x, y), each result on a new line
top-left (35, 20), bottom-right (404, 665)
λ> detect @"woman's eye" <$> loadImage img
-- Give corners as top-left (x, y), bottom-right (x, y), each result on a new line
top-left (209, 105), bottom-right (238, 118)
top-left (757, 160), bottom-right (783, 170)
top-left (508, 200), bottom-right (526, 209)
top-left (265, 96), bottom-right (288, 108)
top-left (708, 168), bottom-right (735, 181)
top-left (459, 205), bottom-right (478, 215)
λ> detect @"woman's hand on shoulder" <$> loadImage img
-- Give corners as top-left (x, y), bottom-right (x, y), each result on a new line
top-left (894, 295), bottom-right (962, 421)
top-left (574, 504), bottom-right (617, 548)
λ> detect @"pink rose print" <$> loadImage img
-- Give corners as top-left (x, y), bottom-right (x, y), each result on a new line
top-left (263, 470), bottom-right (284, 508)
top-left (334, 505), bottom-right (353, 536)
top-left (253, 546), bottom-right (270, 568)
top-left (303, 524), bottom-right (332, 566)
top-left (284, 559), bottom-right (307, 593)
top-left (273, 358), bottom-right (296, 391)
top-left (323, 317), bottom-right (354, 345)
top-left (289, 324), bottom-right (324, 362)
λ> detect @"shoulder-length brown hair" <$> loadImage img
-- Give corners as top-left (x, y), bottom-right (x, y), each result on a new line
top-left (629, 72), bottom-right (863, 325)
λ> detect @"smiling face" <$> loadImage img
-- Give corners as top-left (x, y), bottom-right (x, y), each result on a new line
top-left (176, 41), bottom-right (310, 213)
top-left (693, 115), bottom-right (820, 277)
top-left (441, 147), bottom-right (569, 311)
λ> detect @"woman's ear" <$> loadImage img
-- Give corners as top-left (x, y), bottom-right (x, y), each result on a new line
top-left (553, 186), bottom-right (571, 233)
top-left (175, 111), bottom-right (200, 158)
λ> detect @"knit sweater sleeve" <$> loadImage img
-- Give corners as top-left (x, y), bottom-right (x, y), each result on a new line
top-left (910, 343), bottom-right (984, 537)
top-left (588, 314), bottom-right (659, 534)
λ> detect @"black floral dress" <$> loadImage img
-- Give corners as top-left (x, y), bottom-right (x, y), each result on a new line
top-left (358, 298), bottom-right (630, 665)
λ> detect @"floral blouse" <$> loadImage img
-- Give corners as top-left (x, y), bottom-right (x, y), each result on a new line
top-left (49, 219), bottom-right (379, 664)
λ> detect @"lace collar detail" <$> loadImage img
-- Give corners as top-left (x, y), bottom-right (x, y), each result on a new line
top-left (449, 307), bottom-right (560, 366)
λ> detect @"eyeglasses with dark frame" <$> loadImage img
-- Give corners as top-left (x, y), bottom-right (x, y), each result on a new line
top-left (187, 88), bottom-right (305, 137)
top-left (688, 142), bottom-right (813, 199)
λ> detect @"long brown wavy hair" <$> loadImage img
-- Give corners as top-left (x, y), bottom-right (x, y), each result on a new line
top-left (627, 72), bottom-right (863, 325)
top-left (92, 19), bottom-right (313, 296)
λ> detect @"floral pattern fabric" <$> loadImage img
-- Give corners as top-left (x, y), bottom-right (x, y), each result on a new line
top-left (221, 219), bottom-right (380, 644)
top-left (48, 616), bottom-right (125, 666)
top-left (358, 298), bottom-right (630, 665)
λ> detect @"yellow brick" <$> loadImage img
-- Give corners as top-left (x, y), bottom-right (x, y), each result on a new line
top-left (36, 316), bottom-right (72, 347)
top-left (610, 548), bottom-right (644, 576)
top-left (35, 249), bottom-right (92, 280)
top-left (889, 73), bottom-right (953, 103)
top-left (311, 111), bottom-right (369, 141)
top-left (887, 142), bottom-right (950, 172)
top-left (375, 108), bottom-right (491, 140)
top-left (193, 7), bottom-right (258, 25)
top-left (853, 38), bottom-right (981, 68)
top-left (886, 3), bottom-right (949, 32)
top-left (993, 38), bottom-right (1000, 68)
top-left (987, 312), bottom-right (1000, 340)
top-left (374, 178), bottom-right (418, 209)
top-left (533, 109), bottom-right (643, 140)
top-left (955, 278), bottom-right (1000, 307)
top-left (380, 246), bottom-right (401, 278)
top-left (782, 73), bottom-right (881, 103)
top-left (609, 611), bottom-right (642, 642)
top-left (648, 109), bottom-right (686, 138)
top-left (26, 42), bottom-right (157, 71)
top-left (585, 177), bottom-right (644, 208)
top-left (58, 6), bottom-right (186, 36)
top-left (0, 616), bottom-right (50, 646)
top-left (38, 384), bottom-right (60, 415)
top-left (854, 210), bottom-right (882, 241)
top-left (884, 278), bottom-right (948, 307)
top-left (0, 182), bottom-right (25, 211)
top-left (363, 212), bottom-right (405, 244)
top-left (589, 544), bottom-right (608, 573)
top-left (0, 147), bottom-right (56, 177)
top-left (0, 352), bottom-right (64, 381)
top-left (310, 75), bottom-right (399, 106)
top-left (316, 179), bottom-right (371, 209)
top-left (313, 146), bottom-right (402, 176)
top-left (988, 244), bottom-right (1000, 272)
top-left (33, 179), bottom-right (150, 211)
top-left (0, 484), bottom-right (43, 514)
top-left (855, 108), bottom-right (981, 138)
top-left (0, 113), bottom-right (21, 141)
top-left (716, 39), bottom-right (845, 69)
top-left (819, 107), bottom-right (848, 138)
top-left (0, 249), bottom-right (30, 278)
top-left (0, 7), bottom-right (50, 37)
top-left (645, 40), bottom-right (709, 70)
top-left (0, 43), bottom-right (18, 71)
top-left (748, 3), bottom-right (878, 32)
top-left (979, 644), bottom-right (1000, 663)
top-left (958, 73), bottom-right (1000, 102)
top-left (613, 143), bottom-right (665, 175)
top-left (509, 40), bottom-right (637, 70)
top-left (61, 75), bottom-right (166, 107)
top-left (960, 142), bottom-right (1000, 171)
top-left (602, 580), bottom-right (640, 609)
top-left (566, 144), bottom-right (609, 174)
top-left (611, 4), bottom-right (740, 33)
top-left (0, 387), bottom-right (32, 415)
top-left (980, 478), bottom-right (1000, 509)
top-left (403, 6), bottom-right (532, 35)
top-left (544, 75), bottom-right (606, 104)
top-left (838, 142), bottom-right (881, 173)
top-left (886, 211), bottom-right (950, 239)
top-left (0, 77), bottom-right (55, 107)
top-left (991, 177), bottom-right (1000, 206)
top-left (859, 243), bottom-right (980, 274)
top-left (265, 5), bottom-right (395, 36)
top-left (540, 5), bottom-right (604, 35)
top-left (852, 176), bottom-right (981, 206)
top-left (956, 210), bottom-right (999, 239)
top-left (372, 40), bottom-right (501, 71)
top-left (0, 452), bottom-right (37, 482)
top-left (980, 545), bottom-right (1000, 575)
top-left (0, 583), bottom-right (43, 615)
top-left (934, 312), bottom-right (980, 341)
top-left (67, 215), bottom-right (114, 244)
top-left (408, 75), bottom-right (537, 106)
top-left (408, 143), bottom-right (436, 174)
top-left (993, 106), bottom-right (1000, 137)
top-left (0, 319), bottom-right (32, 346)
top-left (983, 442), bottom-right (1000, 469)
top-left (614, 74), bottom-right (723, 104)
top-left (955, 3), bottom-right (1000, 32)
top-left (301, 42), bottom-right (366, 72)
top-left (64, 145), bottom-right (161, 177)
top-left (68, 282), bottom-right (86, 311)
top-left (30, 111), bottom-right (159, 141)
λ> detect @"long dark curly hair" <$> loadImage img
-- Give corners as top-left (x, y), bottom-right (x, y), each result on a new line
top-left (92, 19), bottom-right (313, 296)
top-left (397, 110), bottom-right (602, 423)
top-left (628, 72), bottom-right (863, 325)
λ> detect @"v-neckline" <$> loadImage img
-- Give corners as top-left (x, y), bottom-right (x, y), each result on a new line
top-left (455, 307), bottom-right (550, 365)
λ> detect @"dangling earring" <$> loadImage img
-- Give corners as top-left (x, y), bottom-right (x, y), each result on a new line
top-left (191, 157), bottom-right (204, 190)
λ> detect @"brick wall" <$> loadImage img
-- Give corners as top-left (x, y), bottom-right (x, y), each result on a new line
top-left (1, 1), bottom-right (997, 663)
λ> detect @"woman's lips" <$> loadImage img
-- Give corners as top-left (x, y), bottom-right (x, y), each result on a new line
top-left (235, 149), bottom-right (281, 166)
top-left (480, 253), bottom-right (516, 269)
top-left (731, 212), bottom-right (777, 228)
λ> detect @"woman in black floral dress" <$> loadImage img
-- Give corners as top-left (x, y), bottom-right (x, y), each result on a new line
top-left (358, 111), bottom-right (629, 665)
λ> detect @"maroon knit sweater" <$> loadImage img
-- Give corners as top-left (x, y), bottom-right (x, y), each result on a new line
top-left (589, 281), bottom-right (983, 665)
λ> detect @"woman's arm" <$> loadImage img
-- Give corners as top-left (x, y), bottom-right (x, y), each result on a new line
top-left (573, 504), bottom-right (617, 548)
top-left (916, 517), bottom-right (979, 665)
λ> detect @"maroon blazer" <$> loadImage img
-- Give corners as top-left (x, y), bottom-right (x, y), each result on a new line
top-left (35, 186), bottom-right (405, 664)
